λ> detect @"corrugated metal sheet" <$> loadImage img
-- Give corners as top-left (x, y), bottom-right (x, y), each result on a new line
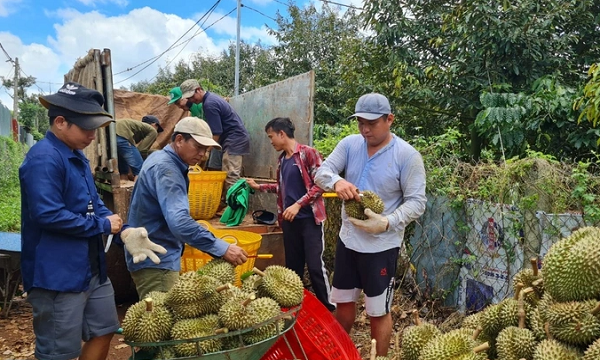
top-left (229, 71), bottom-right (314, 179)
top-left (0, 102), bottom-right (11, 137)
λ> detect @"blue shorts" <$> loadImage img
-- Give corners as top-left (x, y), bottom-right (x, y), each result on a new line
top-left (27, 276), bottom-right (120, 360)
top-left (331, 238), bottom-right (398, 317)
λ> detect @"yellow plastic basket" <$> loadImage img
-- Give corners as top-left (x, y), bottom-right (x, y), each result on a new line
top-left (180, 220), bottom-right (263, 286)
top-left (188, 167), bottom-right (227, 220)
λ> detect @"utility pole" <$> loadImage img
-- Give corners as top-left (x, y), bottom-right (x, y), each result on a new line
top-left (13, 57), bottom-right (19, 122)
top-left (234, 0), bottom-right (241, 96)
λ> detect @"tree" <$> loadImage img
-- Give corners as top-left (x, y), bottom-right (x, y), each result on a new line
top-left (18, 94), bottom-right (48, 140)
top-left (362, 0), bottom-right (600, 160)
top-left (267, 2), bottom-right (364, 125)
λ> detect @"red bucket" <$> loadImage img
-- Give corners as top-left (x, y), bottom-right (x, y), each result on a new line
top-left (261, 290), bottom-right (361, 360)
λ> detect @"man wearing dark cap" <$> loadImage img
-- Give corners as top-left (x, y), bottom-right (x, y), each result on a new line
top-left (125, 116), bottom-right (249, 299)
top-left (179, 79), bottom-right (250, 201)
top-left (315, 93), bottom-right (427, 357)
top-left (115, 115), bottom-right (163, 181)
top-left (19, 82), bottom-right (167, 360)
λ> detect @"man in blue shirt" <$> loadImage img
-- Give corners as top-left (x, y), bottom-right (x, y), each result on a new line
top-left (125, 116), bottom-right (249, 299)
top-left (315, 93), bottom-right (427, 357)
top-left (179, 79), bottom-right (250, 198)
top-left (19, 82), bottom-right (166, 360)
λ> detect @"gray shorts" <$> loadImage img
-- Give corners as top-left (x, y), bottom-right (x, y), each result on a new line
top-left (27, 276), bottom-right (120, 360)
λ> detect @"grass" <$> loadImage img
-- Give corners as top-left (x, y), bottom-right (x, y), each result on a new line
top-left (0, 136), bottom-right (24, 232)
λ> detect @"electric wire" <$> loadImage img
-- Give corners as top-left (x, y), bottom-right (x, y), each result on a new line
top-left (114, 0), bottom-right (222, 83)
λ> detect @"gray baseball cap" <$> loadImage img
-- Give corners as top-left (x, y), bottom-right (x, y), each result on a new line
top-left (180, 79), bottom-right (200, 99)
top-left (348, 93), bottom-right (391, 120)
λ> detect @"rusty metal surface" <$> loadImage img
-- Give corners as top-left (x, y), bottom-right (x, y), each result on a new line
top-left (229, 71), bottom-right (315, 180)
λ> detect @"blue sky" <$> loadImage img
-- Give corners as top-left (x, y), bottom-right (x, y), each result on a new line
top-left (0, 0), bottom-right (361, 107)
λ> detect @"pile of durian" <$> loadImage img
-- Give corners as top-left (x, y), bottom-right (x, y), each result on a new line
top-left (121, 260), bottom-right (304, 359)
top-left (396, 226), bottom-right (600, 360)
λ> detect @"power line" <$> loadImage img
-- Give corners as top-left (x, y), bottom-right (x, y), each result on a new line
top-left (317, 0), bottom-right (363, 10)
top-left (114, 0), bottom-right (222, 84)
top-left (0, 42), bottom-right (14, 63)
top-left (148, 7), bottom-right (237, 83)
top-left (243, 4), bottom-right (277, 22)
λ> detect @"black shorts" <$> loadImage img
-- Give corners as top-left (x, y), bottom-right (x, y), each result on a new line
top-left (331, 238), bottom-right (399, 316)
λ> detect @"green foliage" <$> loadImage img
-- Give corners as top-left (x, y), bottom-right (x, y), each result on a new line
top-left (362, 0), bottom-right (600, 159)
top-left (575, 63), bottom-right (600, 131)
top-left (313, 123), bottom-right (359, 158)
top-left (18, 93), bottom-right (48, 140)
top-left (0, 136), bottom-right (24, 232)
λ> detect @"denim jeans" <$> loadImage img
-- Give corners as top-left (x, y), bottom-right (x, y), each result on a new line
top-left (116, 136), bottom-right (144, 176)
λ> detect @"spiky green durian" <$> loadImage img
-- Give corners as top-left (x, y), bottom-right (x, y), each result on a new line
top-left (122, 300), bottom-right (146, 340)
top-left (480, 303), bottom-right (503, 337)
top-left (532, 339), bottom-right (582, 360)
top-left (402, 310), bottom-right (442, 360)
top-left (529, 307), bottom-right (547, 341)
top-left (546, 300), bottom-right (600, 346)
top-left (166, 271), bottom-right (204, 304)
top-left (135, 298), bottom-right (173, 343)
top-left (542, 226), bottom-right (600, 302)
top-left (344, 190), bottom-right (384, 220)
top-left (496, 298), bottom-right (536, 360)
top-left (242, 297), bottom-right (283, 344)
top-left (198, 258), bottom-right (236, 285)
top-left (253, 266), bottom-right (304, 307)
top-left (584, 337), bottom-right (600, 360)
top-left (170, 319), bottom-right (225, 356)
top-left (461, 312), bottom-right (482, 330)
top-left (419, 328), bottom-right (488, 360)
top-left (218, 293), bottom-right (257, 330)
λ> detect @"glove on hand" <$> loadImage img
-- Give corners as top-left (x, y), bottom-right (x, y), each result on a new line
top-left (348, 208), bottom-right (389, 234)
top-left (121, 227), bottom-right (167, 264)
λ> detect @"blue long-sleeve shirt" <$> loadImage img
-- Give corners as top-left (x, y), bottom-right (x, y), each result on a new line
top-left (315, 134), bottom-right (427, 253)
top-left (19, 131), bottom-right (113, 292)
top-left (125, 144), bottom-right (230, 272)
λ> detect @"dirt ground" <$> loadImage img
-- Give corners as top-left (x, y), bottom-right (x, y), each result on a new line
top-left (0, 284), bottom-right (460, 360)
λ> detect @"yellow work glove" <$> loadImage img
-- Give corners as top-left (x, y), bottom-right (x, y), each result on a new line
top-left (121, 227), bottom-right (167, 264)
top-left (348, 208), bottom-right (389, 234)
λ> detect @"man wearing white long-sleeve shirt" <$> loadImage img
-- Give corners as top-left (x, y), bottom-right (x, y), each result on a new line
top-left (314, 93), bottom-right (427, 357)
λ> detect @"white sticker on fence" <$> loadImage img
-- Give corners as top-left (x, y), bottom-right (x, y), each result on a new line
top-left (457, 199), bottom-right (524, 312)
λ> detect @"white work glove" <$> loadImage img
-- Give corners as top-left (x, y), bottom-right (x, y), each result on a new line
top-left (348, 209), bottom-right (389, 234)
top-left (121, 227), bottom-right (167, 264)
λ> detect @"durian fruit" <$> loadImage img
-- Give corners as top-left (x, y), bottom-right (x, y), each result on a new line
top-left (419, 328), bottom-right (489, 360)
top-left (218, 292), bottom-right (257, 330)
top-left (146, 291), bottom-right (168, 307)
top-left (242, 297), bottom-right (283, 344)
top-left (542, 226), bottom-right (600, 302)
top-left (514, 258), bottom-right (542, 292)
top-left (480, 303), bottom-right (503, 337)
top-left (532, 339), bottom-right (582, 360)
top-left (198, 258), bottom-right (236, 284)
top-left (498, 283), bottom-right (531, 329)
top-left (546, 299), bottom-right (600, 346)
top-left (170, 318), bottom-right (226, 356)
top-left (496, 297), bottom-right (537, 360)
top-left (584, 337), bottom-right (600, 360)
top-left (135, 298), bottom-right (173, 343)
top-left (401, 310), bottom-right (442, 360)
top-left (122, 300), bottom-right (146, 340)
top-left (461, 312), bottom-right (482, 330)
top-left (252, 266), bottom-right (304, 307)
top-left (344, 190), bottom-right (384, 220)
top-left (528, 307), bottom-right (547, 342)
top-left (152, 346), bottom-right (176, 359)
top-left (122, 298), bottom-right (173, 343)
top-left (241, 274), bottom-right (269, 297)
top-left (166, 272), bottom-right (227, 319)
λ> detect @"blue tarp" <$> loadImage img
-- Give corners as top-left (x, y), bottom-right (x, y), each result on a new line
top-left (0, 232), bottom-right (20, 252)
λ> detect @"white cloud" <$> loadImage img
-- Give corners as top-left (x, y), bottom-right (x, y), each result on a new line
top-left (0, 32), bottom-right (61, 106)
top-left (190, 10), bottom-right (276, 46)
top-left (0, 5), bottom-right (275, 106)
top-left (0, 0), bottom-right (22, 17)
top-left (75, 0), bottom-right (128, 7)
top-left (46, 7), bottom-right (225, 87)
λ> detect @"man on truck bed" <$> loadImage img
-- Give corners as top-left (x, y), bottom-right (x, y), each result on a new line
top-left (115, 115), bottom-right (163, 181)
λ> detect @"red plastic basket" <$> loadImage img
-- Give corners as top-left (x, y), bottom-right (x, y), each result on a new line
top-left (261, 290), bottom-right (361, 360)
